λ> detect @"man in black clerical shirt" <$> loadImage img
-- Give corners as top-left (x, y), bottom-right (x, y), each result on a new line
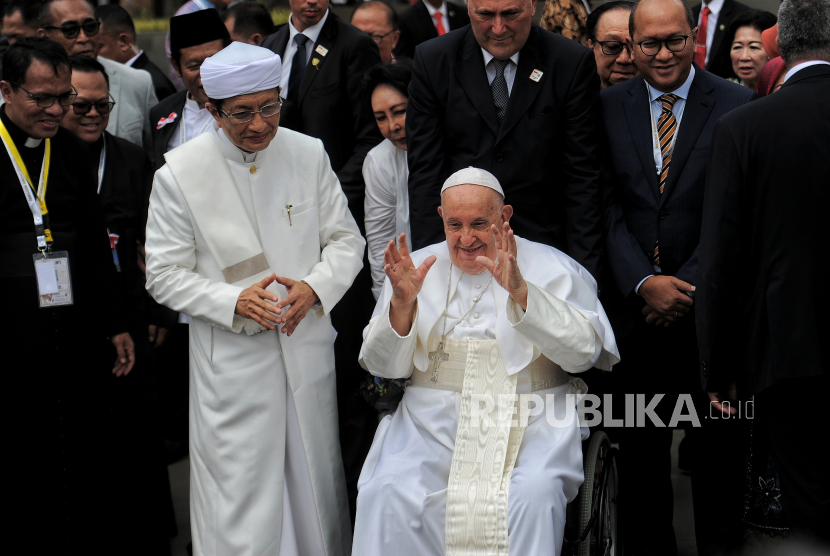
top-left (0, 37), bottom-right (133, 554)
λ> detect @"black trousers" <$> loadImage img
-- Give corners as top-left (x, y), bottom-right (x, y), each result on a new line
top-left (610, 310), bottom-right (745, 556)
top-left (756, 375), bottom-right (830, 543)
top-left (330, 263), bottom-right (379, 523)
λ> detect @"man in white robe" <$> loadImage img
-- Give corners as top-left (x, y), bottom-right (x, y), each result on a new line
top-left (144, 42), bottom-right (362, 556)
top-left (354, 168), bottom-right (620, 556)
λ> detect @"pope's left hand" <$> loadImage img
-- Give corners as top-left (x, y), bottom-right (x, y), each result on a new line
top-left (273, 276), bottom-right (319, 336)
top-left (476, 223), bottom-right (529, 310)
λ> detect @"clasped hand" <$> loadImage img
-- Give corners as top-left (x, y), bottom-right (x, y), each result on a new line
top-left (476, 223), bottom-right (528, 310)
top-left (640, 275), bottom-right (695, 327)
top-left (235, 274), bottom-right (319, 336)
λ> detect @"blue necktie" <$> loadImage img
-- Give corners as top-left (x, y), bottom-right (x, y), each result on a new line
top-left (287, 34), bottom-right (309, 106)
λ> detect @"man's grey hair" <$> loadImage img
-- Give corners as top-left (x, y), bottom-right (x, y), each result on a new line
top-left (778, 0), bottom-right (830, 64)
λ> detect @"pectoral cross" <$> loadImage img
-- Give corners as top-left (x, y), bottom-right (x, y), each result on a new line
top-left (429, 340), bottom-right (449, 382)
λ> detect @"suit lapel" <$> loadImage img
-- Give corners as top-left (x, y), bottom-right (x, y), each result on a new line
top-left (270, 25), bottom-right (290, 57)
top-left (709, 0), bottom-right (733, 67)
top-left (298, 14), bottom-right (337, 105)
top-left (133, 52), bottom-right (148, 70)
top-left (454, 29), bottom-right (499, 136)
top-left (496, 28), bottom-right (546, 145)
top-left (622, 77), bottom-right (661, 201)
top-left (107, 63), bottom-right (122, 134)
top-left (155, 92), bottom-right (187, 161)
top-left (415, 1), bottom-right (439, 40)
top-left (659, 68), bottom-right (715, 207)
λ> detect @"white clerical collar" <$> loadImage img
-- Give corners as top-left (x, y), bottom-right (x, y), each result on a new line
top-left (481, 49), bottom-right (520, 70)
top-left (288, 9), bottom-right (329, 47)
top-left (24, 137), bottom-right (43, 148)
top-left (702, 0), bottom-right (724, 16)
top-left (125, 49), bottom-right (143, 67)
top-left (784, 60), bottom-right (830, 82)
top-left (646, 64), bottom-right (695, 103)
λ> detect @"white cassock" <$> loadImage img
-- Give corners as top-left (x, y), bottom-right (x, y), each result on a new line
top-left (362, 138), bottom-right (411, 300)
top-left (145, 124), bottom-right (363, 556)
top-left (354, 238), bottom-right (619, 556)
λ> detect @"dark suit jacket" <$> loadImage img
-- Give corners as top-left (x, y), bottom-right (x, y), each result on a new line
top-left (696, 64), bottom-right (830, 394)
top-left (691, 0), bottom-right (751, 77)
top-left (262, 11), bottom-right (382, 230)
top-left (601, 66), bottom-right (755, 299)
top-left (406, 24), bottom-right (605, 279)
top-left (147, 90), bottom-right (187, 172)
top-left (394, 0), bottom-right (471, 59)
top-left (132, 52), bottom-right (176, 102)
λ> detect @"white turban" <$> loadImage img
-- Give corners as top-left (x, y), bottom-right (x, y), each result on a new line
top-left (200, 42), bottom-right (282, 100)
top-left (441, 167), bottom-right (505, 198)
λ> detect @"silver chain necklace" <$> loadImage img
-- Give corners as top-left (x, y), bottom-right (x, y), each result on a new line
top-left (428, 263), bottom-right (493, 382)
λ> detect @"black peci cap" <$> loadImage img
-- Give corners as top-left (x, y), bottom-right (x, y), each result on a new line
top-left (170, 9), bottom-right (231, 58)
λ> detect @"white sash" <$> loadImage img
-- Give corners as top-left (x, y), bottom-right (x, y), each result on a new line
top-left (164, 132), bottom-right (278, 334)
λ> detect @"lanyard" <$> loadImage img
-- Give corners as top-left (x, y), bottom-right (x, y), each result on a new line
top-left (0, 118), bottom-right (52, 252)
top-left (648, 92), bottom-right (681, 175)
top-left (96, 138), bottom-right (107, 195)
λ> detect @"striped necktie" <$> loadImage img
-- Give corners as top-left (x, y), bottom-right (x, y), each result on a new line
top-left (652, 93), bottom-right (680, 268)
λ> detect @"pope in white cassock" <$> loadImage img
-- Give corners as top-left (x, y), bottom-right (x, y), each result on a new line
top-left (144, 42), bottom-right (362, 556)
top-left (354, 168), bottom-right (620, 556)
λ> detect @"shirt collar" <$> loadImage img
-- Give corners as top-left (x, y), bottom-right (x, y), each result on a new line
top-left (784, 60), bottom-right (830, 82)
top-left (423, 0), bottom-right (447, 19)
top-left (702, 0), bottom-right (725, 16)
top-left (481, 48), bottom-right (520, 69)
top-left (184, 93), bottom-right (204, 112)
top-left (646, 64), bottom-right (695, 104)
top-left (125, 49), bottom-right (143, 67)
top-left (288, 9), bottom-right (329, 47)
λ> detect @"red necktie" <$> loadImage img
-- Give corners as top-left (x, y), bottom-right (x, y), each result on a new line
top-left (695, 6), bottom-right (711, 68)
top-left (434, 12), bottom-right (447, 36)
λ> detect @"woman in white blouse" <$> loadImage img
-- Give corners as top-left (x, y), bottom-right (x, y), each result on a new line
top-left (362, 61), bottom-right (413, 299)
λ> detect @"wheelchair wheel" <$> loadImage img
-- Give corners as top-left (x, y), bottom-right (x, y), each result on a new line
top-left (576, 431), bottom-right (620, 556)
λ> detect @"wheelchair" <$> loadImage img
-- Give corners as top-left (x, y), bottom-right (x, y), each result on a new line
top-left (563, 431), bottom-right (621, 556)
top-left (373, 387), bottom-right (621, 555)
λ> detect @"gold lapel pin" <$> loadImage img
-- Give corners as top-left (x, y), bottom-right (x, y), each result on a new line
top-left (312, 58), bottom-right (320, 69)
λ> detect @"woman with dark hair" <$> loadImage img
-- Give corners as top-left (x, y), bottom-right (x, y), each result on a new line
top-left (362, 60), bottom-right (413, 300)
top-left (712, 9), bottom-right (777, 91)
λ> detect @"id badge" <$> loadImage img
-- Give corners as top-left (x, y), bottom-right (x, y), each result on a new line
top-left (33, 251), bottom-right (74, 308)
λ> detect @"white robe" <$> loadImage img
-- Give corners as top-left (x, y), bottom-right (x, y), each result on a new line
top-left (362, 138), bottom-right (411, 300)
top-left (145, 126), bottom-right (363, 556)
top-left (354, 238), bottom-right (619, 555)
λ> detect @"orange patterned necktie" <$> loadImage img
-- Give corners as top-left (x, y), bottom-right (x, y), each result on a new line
top-left (652, 93), bottom-right (680, 267)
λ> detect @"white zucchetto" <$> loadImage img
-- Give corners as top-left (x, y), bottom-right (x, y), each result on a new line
top-left (200, 42), bottom-right (282, 100)
top-left (441, 167), bottom-right (505, 198)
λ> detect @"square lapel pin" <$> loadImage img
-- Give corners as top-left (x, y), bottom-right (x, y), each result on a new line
top-left (315, 45), bottom-right (329, 57)
top-left (530, 69), bottom-right (544, 82)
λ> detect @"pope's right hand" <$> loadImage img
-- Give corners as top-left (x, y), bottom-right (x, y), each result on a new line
top-left (235, 274), bottom-right (280, 330)
top-left (385, 233), bottom-right (436, 308)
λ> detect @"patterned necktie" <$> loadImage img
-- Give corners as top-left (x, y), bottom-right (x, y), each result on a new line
top-left (491, 59), bottom-right (509, 124)
top-left (695, 6), bottom-right (711, 68)
top-left (433, 12), bottom-right (447, 36)
top-left (287, 34), bottom-right (309, 106)
top-left (652, 93), bottom-right (680, 268)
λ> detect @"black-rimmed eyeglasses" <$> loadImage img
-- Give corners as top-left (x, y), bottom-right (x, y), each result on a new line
top-left (218, 99), bottom-right (282, 123)
top-left (595, 40), bottom-right (632, 56)
top-left (635, 35), bottom-right (691, 56)
top-left (11, 83), bottom-right (77, 107)
top-left (42, 20), bottom-right (101, 40)
top-left (70, 96), bottom-right (116, 116)
top-left (368, 30), bottom-right (396, 44)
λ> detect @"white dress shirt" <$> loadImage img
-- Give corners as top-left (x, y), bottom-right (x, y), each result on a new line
top-left (784, 60), bottom-right (830, 82)
top-left (281, 10), bottom-right (330, 99)
top-left (697, 0), bottom-right (724, 65)
top-left (423, 0), bottom-right (450, 32)
top-left (482, 49), bottom-right (521, 95)
top-left (167, 94), bottom-right (215, 152)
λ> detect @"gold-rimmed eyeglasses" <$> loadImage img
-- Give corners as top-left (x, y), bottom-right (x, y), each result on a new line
top-left (218, 98), bottom-right (282, 123)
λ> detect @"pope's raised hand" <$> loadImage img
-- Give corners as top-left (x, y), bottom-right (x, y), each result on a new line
top-left (476, 223), bottom-right (529, 310)
top-left (385, 233), bottom-right (436, 308)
